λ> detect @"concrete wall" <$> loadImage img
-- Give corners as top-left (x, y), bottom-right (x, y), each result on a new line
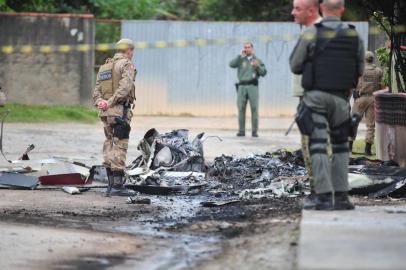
top-left (0, 13), bottom-right (94, 105)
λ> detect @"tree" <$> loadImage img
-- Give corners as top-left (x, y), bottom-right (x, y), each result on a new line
top-left (363, 0), bottom-right (406, 92)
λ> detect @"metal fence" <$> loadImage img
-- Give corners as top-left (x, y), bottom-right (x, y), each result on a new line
top-left (122, 20), bottom-right (369, 117)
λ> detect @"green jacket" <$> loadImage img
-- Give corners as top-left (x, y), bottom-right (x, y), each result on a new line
top-left (229, 54), bottom-right (267, 82)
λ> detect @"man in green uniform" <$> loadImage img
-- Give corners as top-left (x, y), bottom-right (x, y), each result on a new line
top-left (291, 0), bottom-right (322, 208)
top-left (290, 0), bottom-right (364, 210)
top-left (230, 42), bottom-right (267, 137)
top-left (350, 51), bottom-right (383, 155)
top-left (93, 38), bottom-right (137, 196)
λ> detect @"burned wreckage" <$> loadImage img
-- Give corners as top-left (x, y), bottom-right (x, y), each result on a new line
top-left (0, 114), bottom-right (405, 200)
top-left (121, 128), bottom-right (406, 201)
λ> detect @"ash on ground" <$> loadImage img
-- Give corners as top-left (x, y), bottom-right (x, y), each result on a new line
top-left (205, 150), bottom-right (309, 200)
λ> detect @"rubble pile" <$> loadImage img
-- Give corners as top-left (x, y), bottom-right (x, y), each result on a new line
top-left (206, 150), bottom-right (309, 199)
top-left (129, 128), bottom-right (205, 173)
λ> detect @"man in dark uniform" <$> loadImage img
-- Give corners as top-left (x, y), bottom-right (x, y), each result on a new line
top-left (290, 0), bottom-right (364, 210)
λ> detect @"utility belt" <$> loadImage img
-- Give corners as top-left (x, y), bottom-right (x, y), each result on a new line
top-left (238, 78), bottom-right (258, 86)
top-left (295, 101), bottom-right (360, 141)
top-left (235, 79), bottom-right (258, 91)
top-left (119, 99), bottom-right (134, 109)
top-left (305, 89), bottom-right (349, 100)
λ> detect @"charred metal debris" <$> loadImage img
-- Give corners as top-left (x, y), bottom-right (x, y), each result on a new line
top-left (124, 129), bottom-right (309, 199)
top-left (0, 123), bottom-right (406, 201)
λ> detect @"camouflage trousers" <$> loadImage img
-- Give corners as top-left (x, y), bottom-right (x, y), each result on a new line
top-left (352, 95), bottom-right (375, 144)
top-left (101, 116), bottom-right (131, 171)
top-left (301, 134), bottom-right (314, 192)
top-left (299, 96), bottom-right (314, 191)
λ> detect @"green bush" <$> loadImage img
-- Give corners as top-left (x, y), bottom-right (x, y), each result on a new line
top-left (0, 104), bottom-right (98, 123)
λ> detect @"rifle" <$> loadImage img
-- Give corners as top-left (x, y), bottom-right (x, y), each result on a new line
top-left (285, 117), bottom-right (296, 136)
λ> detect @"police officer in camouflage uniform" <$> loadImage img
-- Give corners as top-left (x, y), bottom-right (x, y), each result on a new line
top-left (93, 38), bottom-right (137, 196)
top-left (290, 0), bottom-right (364, 210)
top-left (230, 42), bottom-right (267, 137)
top-left (291, 0), bottom-right (322, 208)
top-left (349, 51), bottom-right (383, 156)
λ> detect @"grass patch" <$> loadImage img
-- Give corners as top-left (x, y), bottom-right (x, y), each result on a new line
top-left (0, 104), bottom-right (99, 123)
top-left (352, 139), bottom-right (377, 159)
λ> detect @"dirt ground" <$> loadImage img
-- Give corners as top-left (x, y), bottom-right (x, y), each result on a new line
top-left (0, 116), bottom-right (371, 270)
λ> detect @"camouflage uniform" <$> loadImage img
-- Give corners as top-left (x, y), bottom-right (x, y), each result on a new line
top-left (93, 53), bottom-right (136, 172)
top-left (351, 54), bottom-right (383, 145)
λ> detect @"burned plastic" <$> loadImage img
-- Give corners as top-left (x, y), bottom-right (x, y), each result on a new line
top-left (0, 172), bottom-right (38, 189)
top-left (39, 173), bottom-right (91, 186)
top-left (18, 144), bottom-right (35, 160)
top-left (129, 129), bottom-right (205, 173)
top-left (89, 165), bottom-right (108, 183)
top-left (348, 162), bottom-right (406, 197)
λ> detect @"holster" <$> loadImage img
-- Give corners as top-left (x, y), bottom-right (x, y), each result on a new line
top-left (295, 102), bottom-right (314, 136)
top-left (349, 112), bottom-right (362, 139)
top-left (235, 79), bottom-right (258, 92)
top-left (113, 103), bottom-right (131, 139)
top-left (113, 117), bottom-right (131, 139)
top-left (352, 90), bottom-right (360, 100)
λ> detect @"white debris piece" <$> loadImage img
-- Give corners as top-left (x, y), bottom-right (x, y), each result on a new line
top-left (62, 186), bottom-right (81, 195)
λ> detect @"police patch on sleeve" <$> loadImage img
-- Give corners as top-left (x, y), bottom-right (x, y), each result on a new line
top-left (99, 70), bottom-right (112, 81)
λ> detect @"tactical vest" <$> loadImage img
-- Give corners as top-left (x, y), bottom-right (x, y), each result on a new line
top-left (358, 65), bottom-right (382, 95)
top-left (97, 58), bottom-right (136, 103)
top-left (302, 23), bottom-right (359, 91)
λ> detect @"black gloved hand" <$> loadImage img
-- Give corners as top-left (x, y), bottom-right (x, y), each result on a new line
top-left (352, 90), bottom-right (360, 100)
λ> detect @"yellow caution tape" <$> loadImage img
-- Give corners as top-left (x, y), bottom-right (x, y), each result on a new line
top-left (1, 24), bottom-right (405, 55)
top-left (77, 44), bottom-right (90, 52)
top-left (154, 40), bottom-right (168, 48)
top-left (20, 45), bottom-right (33, 54)
top-left (194, 39), bottom-right (208, 46)
top-left (40, 45), bottom-right (53, 53)
top-left (95, 44), bottom-right (111, 52)
top-left (174, 39), bottom-right (189, 47)
top-left (2, 46), bottom-right (14, 54)
top-left (214, 38), bottom-right (227, 45)
top-left (58, 45), bottom-right (71, 53)
top-left (135, 42), bottom-right (148, 49)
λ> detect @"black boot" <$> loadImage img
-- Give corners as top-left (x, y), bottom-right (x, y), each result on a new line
top-left (252, 131), bottom-right (258, 137)
top-left (313, 193), bottom-right (334, 211)
top-left (105, 167), bottom-right (113, 197)
top-left (334, 191), bottom-right (355, 210)
top-left (303, 191), bottom-right (318, 210)
top-left (349, 141), bottom-right (353, 153)
top-left (364, 142), bottom-right (372, 156)
top-left (236, 131), bottom-right (245, 137)
top-left (110, 170), bottom-right (136, 196)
